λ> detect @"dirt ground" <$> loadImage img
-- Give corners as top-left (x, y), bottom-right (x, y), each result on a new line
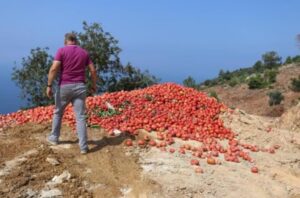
top-left (0, 107), bottom-right (300, 198)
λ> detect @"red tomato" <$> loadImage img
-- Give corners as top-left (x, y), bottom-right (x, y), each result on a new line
top-left (125, 139), bottom-right (133, 147)
top-left (190, 159), bottom-right (200, 166)
top-left (251, 166), bottom-right (259, 173)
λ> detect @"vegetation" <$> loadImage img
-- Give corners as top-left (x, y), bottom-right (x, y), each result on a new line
top-left (183, 76), bottom-right (199, 90)
top-left (195, 51), bottom-right (282, 88)
top-left (248, 75), bottom-right (266, 89)
top-left (12, 48), bottom-right (54, 107)
top-left (290, 75), bottom-right (300, 92)
top-left (261, 51), bottom-right (282, 69)
top-left (12, 21), bottom-right (159, 108)
top-left (208, 90), bottom-right (219, 101)
top-left (267, 91), bottom-right (284, 106)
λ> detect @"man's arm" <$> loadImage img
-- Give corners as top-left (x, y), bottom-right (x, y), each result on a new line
top-left (88, 63), bottom-right (97, 94)
top-left (46, 61), bottom-right (61, 98)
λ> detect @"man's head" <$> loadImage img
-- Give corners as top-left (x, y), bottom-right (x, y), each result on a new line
top-left (64, 33), bottom-right (78, 45)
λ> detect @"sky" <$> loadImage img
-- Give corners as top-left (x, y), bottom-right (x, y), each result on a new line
top-left (0, 0), bottom-right (300, 113)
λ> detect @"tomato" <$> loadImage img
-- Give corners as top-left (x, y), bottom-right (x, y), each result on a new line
top-left (144, 135), bottom-right (150, 141)
top-left (149, 140), bottom-right (157, 146)
top-left (207, 157), bottom-right (216, 165)
top-left (169, 148), bottom-right (175, 153)
top-left (195, 167), bottom-right (203, 173)
top-left (251, 166), bottom-right (259, 173)
top-left (125, 139), bottom-right (133, 147)
top-left (138, 140), bottom-right (146, 146)
top-left (190, 159), bottom-right (200, 166)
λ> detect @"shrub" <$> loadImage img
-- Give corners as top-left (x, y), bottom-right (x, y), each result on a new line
top-left (208, 90), bottom-right (219, 101)
top-left (264, 69), bottom-right (278, 84)
top-left (290, 76), bottom-right (300, 92)
top-left (228, 77), bottom-right (239, 87)
top-left (267, 90), bottom-right (284, 106)
top-left (292, 55), bottom-right (300, 63)
top-left (248, 75), bottom-right (266, 89)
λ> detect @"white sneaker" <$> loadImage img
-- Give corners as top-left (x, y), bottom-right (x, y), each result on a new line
top-left (80, 149), bottom-right (89, 155)
top-left (47, 139), bottom-right (58, 145)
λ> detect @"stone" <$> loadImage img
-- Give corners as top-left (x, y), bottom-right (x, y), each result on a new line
top-left (40, 188), bottom-right (62, 198)
top-left (47, 171), bottom-right (71, 186)
top-left (46, 157), bottom-right (60, 166)
top-left (26, 188), bottom-right (37, 197)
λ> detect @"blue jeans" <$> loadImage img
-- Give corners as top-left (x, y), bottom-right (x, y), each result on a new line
top-left (48, 83), bottom-right (88, 151)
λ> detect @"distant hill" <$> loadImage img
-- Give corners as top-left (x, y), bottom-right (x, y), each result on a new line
top-left (203, 63), bottom-right (300, 117)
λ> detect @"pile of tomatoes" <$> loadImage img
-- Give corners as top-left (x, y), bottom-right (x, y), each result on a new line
top-left (0, 83), bottom-right (277, 173)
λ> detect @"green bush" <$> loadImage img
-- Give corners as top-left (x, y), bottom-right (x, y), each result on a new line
top-left (228, 77), bottom-right (239, 87)
top-left (264, 69), bottom-right (278, 84)
top-left (267, 90), bottom-right (284, 106)
top-left (248, 75), bottom-right (266, 89)
top-left (208, 90), bottom-right (219, 101)
top-left (292, 55), bottom-right (300, 63)
top-left (290, 76), bottom-right (300, 92)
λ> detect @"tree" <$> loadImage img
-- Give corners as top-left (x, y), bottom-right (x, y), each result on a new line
top-left (12, 21), bottom-right (159, 108)
top-left (183, 76), bottom-right (199, 89)
top-left (267, 90), bottom-right (284, 106)
top-left (253, 60), bottom-right (263, 72)
top-left (262, 51), bottom-right (282, 69)
top-left (109, 63), bottom-right (160, 92)
top-left (12, 48), bottom-right (55, 107)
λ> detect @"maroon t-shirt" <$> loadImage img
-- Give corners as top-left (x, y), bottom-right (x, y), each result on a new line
top-left (54, 45), bottom-right (93, 85)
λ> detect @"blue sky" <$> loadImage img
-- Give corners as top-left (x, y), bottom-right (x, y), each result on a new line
top-left (0, 0), bottom-right (300, 113)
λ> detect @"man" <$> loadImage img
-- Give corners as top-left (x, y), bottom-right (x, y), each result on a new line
top-left (46, 33), bottom-right (97, 154)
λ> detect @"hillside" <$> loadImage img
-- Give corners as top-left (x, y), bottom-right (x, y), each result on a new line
top-left (204, 63), bottom-right (300, 117)
top-left (0, 83), bottom-right (299, 198)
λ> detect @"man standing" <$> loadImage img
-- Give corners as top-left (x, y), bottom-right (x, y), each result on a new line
top-left (46, 33), bottom-right (97, 154)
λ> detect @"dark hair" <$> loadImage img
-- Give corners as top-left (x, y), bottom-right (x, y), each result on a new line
top-left (64, 33), bottom-right (78, 44)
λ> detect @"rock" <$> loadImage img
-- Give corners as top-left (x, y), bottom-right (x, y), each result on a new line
top-left (113, 129), bottom-right (122, 136)
top-left (46, 157), bottom-right (60, 166)
top-left (40, 188), bottom-right (62, 198)
top-left (50, 144), bottom-right (72, 150)
top-left (47, 171), bottom-right (71, 186)
top-left (26, 188), bottom-right (37, 198)
top-left (85, 168), bottom-right (92, 174)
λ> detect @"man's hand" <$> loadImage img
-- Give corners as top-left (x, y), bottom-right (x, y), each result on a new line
top-left (88, 63), bottom-right (97, 95)
top-left (90, 84), bottom-right (97, 95)
top-left (47, 60), bottom-right (60, 98)
top-left (46, 87), bottom-right (53, 98)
